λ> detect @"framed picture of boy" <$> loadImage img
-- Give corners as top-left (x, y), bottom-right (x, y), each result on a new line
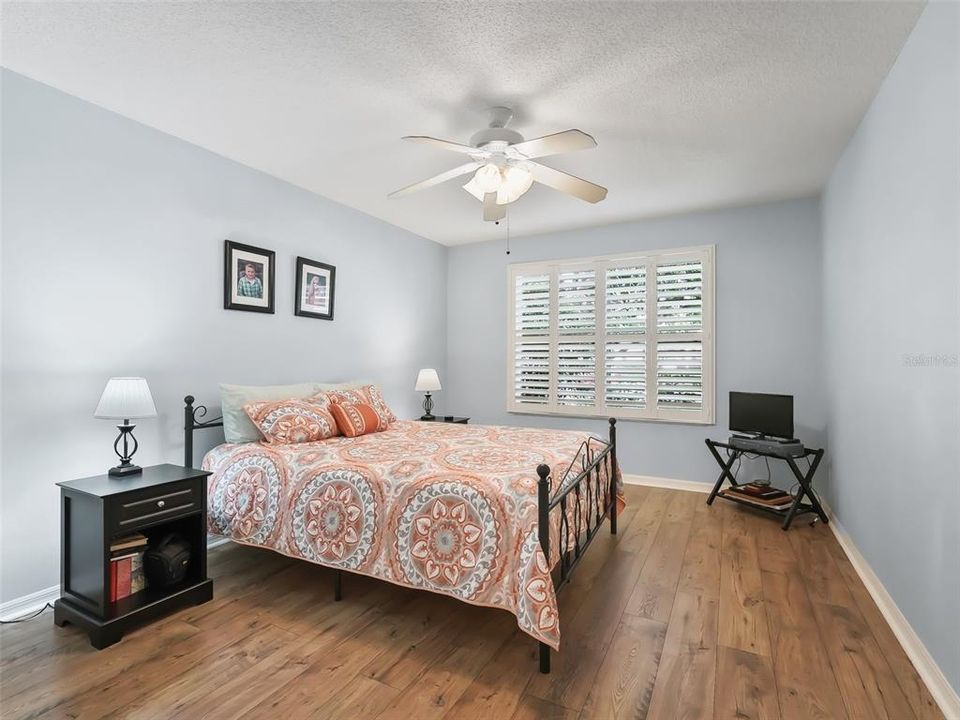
top-left (224, 240), bottom-right (275, 313)
top-left (295, 257), bottom-right (336, 321)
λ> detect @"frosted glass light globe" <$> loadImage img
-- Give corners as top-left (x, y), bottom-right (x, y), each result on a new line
top-left (498, 165), bottom-right (534, 204)
top-left (474, 163), bottom-right (503, 193)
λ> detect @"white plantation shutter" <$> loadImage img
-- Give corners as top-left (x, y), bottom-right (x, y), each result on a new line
top-left (605, 266), bottom-right (646, 335)
top-left (515, 273), bottom-right (550, 335)
top-left (513, 274), bottom-right (550, 405)
top-left (605, 341), bottom-right (646, 408)
top-left (557, 341), bottom-right (596, 406)
top-left (508, 246), bottom-right (713, 423)
top-left (656, 342), bottom-right (703, 409)
top-left (558, 270), bottom-right (596, 335)
top-left (656, 261), bottom-right (703, 333)
top-left (655, 260), bottom-right (704, 411)
top-left (514, 342), bottom-right (550, 404)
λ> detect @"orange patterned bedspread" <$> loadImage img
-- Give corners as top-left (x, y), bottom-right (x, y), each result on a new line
top-left (202, 420), bottom-right (616, 649)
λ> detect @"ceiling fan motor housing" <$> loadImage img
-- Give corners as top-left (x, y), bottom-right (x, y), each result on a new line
top-left (470, 127), bottom-right (524, 149)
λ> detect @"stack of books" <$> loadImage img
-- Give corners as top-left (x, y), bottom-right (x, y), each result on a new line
top-left (721, 483), bottom-right (795, 511)
top-left (110, 533), bottom-right (147, 602)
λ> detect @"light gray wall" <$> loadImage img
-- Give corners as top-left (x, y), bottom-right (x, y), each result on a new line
top-left (0, 70), bottom-right (448, 603)
top-left (445, 198), bottom-right (825, 486)
top-left (821, 1), bottom-right (960, 695)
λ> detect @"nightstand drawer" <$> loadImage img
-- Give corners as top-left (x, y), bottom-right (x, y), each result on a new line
top-left (112, 481), bottom-right (200, 533)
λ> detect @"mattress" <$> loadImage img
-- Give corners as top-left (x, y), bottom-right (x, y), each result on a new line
top-left (202, 420), bottom-right (616, 649)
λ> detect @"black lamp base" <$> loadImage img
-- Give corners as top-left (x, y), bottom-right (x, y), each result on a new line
top-left (108, 463), bottom-right (143, 477)
top-left (421, 392), bottom-right (435, 421)
top-left (109, 421), bottom-right (142, 479)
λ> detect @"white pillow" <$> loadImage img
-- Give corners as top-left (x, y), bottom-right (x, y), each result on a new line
top-left (314, 379), bottom-right (377, 391)
top-left (219, 382), bottom-right (321, 443)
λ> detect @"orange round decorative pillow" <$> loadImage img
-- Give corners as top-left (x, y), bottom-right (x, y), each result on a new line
top-left (329, 401), bottom-right (389, 437)
top-left (243, 397), bottom-right (339, 444)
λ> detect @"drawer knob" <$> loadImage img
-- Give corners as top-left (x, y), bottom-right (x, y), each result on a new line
top-left (157, 500), bottom-right (165, 509)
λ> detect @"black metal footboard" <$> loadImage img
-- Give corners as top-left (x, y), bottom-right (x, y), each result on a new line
top-left (536, 417), bottom-right (618, 674)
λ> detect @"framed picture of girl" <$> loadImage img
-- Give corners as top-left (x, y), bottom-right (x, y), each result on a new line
top-left (224, 240), bottom-right (275, 313)
top-left (295, 256), bottom-right (336, 321)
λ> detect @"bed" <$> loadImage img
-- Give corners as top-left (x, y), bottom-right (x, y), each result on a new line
top-left (184, 395), bottom-right (619, 673)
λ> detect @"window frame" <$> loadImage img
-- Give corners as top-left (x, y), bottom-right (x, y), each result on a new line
top-left (506, 244), bottom-right (715, 424)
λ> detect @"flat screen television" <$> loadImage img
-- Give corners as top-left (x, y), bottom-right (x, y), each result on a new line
top-left (729, 392), bottom-right (794, 439)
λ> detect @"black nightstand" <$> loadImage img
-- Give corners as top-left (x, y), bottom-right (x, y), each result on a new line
top-left (54, 464), bottom-right (213, 649)
top-left (418, 416), bottom-right (470, 424)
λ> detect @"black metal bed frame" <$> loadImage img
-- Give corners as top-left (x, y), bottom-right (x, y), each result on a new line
top-left (183, 395), bottom-right (618, 674)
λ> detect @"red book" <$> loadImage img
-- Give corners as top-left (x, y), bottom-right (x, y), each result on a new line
top-left (109, 561), bottom-right (118, 602)
top-left (116, 557), bottom-right (133, 600)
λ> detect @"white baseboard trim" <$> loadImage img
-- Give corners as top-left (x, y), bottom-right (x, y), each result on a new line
top-left (0, 584), bottom-right (59, 622)
top-left (823, 506), bottom-right (960, 719)
top-left (624, 473), bottom-right (959, 718)
top-left (208, 535), bottom-right (231, 550)
top-left (621, 473), bottom-right (711, 494)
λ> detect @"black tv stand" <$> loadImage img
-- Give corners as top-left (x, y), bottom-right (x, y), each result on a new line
top-left (705, 439), bottom-right (827, 530)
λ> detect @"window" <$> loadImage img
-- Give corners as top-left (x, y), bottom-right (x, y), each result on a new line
top-left (508, 245), bottom-right (714, 423)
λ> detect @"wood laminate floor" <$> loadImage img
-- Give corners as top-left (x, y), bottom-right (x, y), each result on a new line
top-left (0, 486), bottom-right (944, 719)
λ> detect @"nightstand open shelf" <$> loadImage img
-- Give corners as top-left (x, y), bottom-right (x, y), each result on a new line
top-left (54, 464), bottom-right (213, 649)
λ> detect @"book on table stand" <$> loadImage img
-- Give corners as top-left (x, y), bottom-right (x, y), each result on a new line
top-left (109, 533), bottom-right (148, 602)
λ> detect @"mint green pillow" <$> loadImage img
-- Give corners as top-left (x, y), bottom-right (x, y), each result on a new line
top-left (219, 382), bottom-right (321, 443)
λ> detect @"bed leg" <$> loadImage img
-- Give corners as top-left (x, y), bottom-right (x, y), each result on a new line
top-left (539, 641), bottom-right (551, 674)
top-left (608, 417), bottom-right (618, 535)
top-left (334, 570), bottom-right (342, 601)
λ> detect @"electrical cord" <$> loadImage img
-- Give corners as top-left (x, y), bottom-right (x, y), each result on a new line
top-left (0, 602), bottom-right (53, 624)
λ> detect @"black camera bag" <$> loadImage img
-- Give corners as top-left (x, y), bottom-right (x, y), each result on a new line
top-left (143, 533), bottom-right (191, 587)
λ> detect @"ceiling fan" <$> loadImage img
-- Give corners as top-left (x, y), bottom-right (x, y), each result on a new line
top-left (389, 107), bottom-right (607, 222)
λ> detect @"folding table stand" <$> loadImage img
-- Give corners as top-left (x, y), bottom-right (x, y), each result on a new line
top-left (705, 439), bottom-right (828, 530)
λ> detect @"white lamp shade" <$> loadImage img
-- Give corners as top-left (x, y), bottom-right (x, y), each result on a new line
top-left (94, 377), bottom-right (157, 419)
top-left (415, 368), bottom-right (442, 392)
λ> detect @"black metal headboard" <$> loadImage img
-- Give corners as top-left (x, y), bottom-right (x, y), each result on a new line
top-left (184, 395), bottom-right (224, 468)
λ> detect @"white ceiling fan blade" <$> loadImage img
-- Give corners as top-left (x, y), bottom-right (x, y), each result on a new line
top-left (529, 162), bottom-right (608, 203)
top-left (402, 136), bottom-right (489, 158)
top-left (507, 129), bottom-right (597, 160)
top-left (483, 192), bottom-right (506, 221)
top-left (389, 161), bottom-right (483, 198)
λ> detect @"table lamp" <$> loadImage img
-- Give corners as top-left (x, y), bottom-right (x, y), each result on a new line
top-left (94, 377), bottom-right (157, 477)
top-left (415, 369), bottom-right (442, 420)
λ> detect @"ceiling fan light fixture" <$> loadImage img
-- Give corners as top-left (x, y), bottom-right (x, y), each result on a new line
top-left (497, 165), bottom-right (534, 204)
top-left (474, 163), bottom-right (503, 193)
top-left (462, 176), bottom-right (484, 202)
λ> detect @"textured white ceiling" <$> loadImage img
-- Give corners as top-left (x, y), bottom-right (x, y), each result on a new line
top-left (1, 1), bottom-right (923, 246)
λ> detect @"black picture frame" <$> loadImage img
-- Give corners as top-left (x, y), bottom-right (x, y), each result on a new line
top-left (224, 240), bottom-right (275, 313)
top-left (295, 256), bottom-right (336, 321)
